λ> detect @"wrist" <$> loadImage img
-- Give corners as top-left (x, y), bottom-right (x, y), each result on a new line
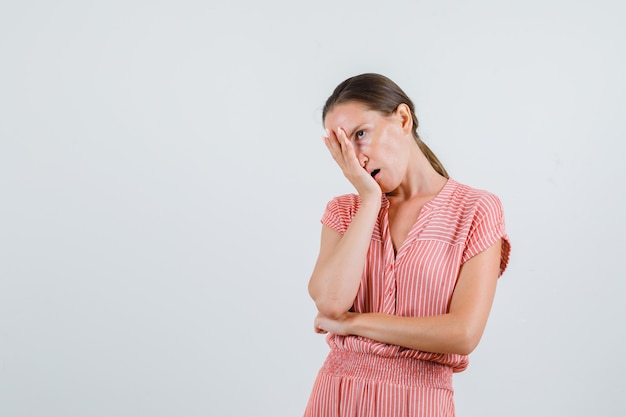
top-left (359, 194), bottom-right (382, 209)
top-left (345, 311), bottom-right (361, 335)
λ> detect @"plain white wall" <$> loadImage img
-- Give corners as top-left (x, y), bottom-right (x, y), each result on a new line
top-left (1, 1), bottom-right (625, 416)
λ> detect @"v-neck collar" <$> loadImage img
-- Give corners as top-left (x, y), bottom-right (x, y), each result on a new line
top-left (380, 178), bottom-right (458, 259)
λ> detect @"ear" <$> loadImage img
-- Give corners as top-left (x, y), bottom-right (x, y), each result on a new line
top-left (394, 103), bottom-right (413, 134)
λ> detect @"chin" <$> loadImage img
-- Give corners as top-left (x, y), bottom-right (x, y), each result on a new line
top-left (380, 181), bottom-right (399, 195)
top-left (380, 186), bottom-right (396, 195)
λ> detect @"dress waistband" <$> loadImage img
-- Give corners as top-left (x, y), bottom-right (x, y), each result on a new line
top-left (321, 349), bottom-right (453, 391)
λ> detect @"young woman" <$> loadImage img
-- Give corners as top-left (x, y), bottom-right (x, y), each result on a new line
top-left (304, 73), bottom-right (511, 417)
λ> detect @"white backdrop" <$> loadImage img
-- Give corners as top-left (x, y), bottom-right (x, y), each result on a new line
top-left (1, 1), bottom-right (625, 416)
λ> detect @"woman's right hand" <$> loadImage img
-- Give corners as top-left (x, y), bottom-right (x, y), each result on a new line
top-left (323, 128), bottom-right (382, 200)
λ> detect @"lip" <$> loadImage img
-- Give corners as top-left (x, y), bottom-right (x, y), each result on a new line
top-left (370, 168), bottom-right (381, 178)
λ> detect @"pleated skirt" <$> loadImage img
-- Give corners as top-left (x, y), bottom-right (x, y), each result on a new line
top-left (304, 350), bottom-right (455, 417)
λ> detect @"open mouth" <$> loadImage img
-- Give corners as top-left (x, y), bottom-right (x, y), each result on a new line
top-left (370, 169), bottom-right (380, 178)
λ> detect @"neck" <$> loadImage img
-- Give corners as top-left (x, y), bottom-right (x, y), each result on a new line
top-left (385, 144), bottom-right (448, 203)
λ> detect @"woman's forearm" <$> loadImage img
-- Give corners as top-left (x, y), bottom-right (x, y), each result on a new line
top-left (314, 241), bottom-right (502, 355)
top-left (308, 197), bottom-right (381, 319)
top-left (350, 312), bottom-right (479, 355)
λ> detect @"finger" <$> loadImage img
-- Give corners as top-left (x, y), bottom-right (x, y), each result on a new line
top-left (314, 317), bottom-right (328, 334)
top-left (337, 128), bottom-right (358, 163)
top-left (337, 128), bottom-right (353, 152)
top-left (324, 132), bottom-right (340, 152)
top-left (322, 128), bottom-right (333, 145)
top-left (325, 131), bottom-right (348, 166)
top-left (336, 127), bottom-right (348, 148)
top-left (324, 128), bottom-right (340, 151)
top-left (334, 128), bottom-right (348, 155)
top-left (323, 135), bottom-right (343, 165)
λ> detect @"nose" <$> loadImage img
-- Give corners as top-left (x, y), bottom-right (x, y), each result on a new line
top-left (358, 153), bottom-right (368, 169)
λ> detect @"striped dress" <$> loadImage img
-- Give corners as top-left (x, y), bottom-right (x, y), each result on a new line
top-left (304, 178), bottom-right (511, 417)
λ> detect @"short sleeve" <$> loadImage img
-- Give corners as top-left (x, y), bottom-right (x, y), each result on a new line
top-left (462, 193), bottom-right (511, 277)
top-left (320, 195), bottom-right (358, 235)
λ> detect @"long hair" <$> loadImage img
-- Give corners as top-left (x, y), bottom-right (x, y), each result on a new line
top-left (323, 73), bottom-right (448, 178)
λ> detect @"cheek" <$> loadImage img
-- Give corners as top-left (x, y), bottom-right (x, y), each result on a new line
top-left (354, 140), bottom-right (372, 155)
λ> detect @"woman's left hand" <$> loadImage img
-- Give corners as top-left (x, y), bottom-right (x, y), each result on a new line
top-left (314, 312), bottom-right (356, 336)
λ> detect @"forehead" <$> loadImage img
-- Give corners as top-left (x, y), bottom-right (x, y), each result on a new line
top-left (324, 102), bottom-right (381, 129)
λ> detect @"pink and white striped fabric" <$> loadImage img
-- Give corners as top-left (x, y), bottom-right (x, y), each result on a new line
top-left (304, 178), bottom-right (510, 417)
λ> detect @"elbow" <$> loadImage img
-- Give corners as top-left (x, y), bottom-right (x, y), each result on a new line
top-left (308, 282), bottom-right (352, 320)
top-left (309, 289), bottom-right (350, 320)
top-left (451, 324), bottom-right (483, 356)
top-left (313, 298), bottom-right (351, 320)
top-left (455, 340), bottom-right (478, 356)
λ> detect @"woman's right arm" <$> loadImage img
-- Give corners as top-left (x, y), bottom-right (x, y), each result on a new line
top-left (309, 128), bottom-right (382, 319)
top-left (307, 196), bottom-right (380, 319)
top-left (309, 127), bottom-right (382, 319)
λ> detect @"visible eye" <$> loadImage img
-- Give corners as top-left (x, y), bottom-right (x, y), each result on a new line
top-left (355, 130), bottom-right (366, 140)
